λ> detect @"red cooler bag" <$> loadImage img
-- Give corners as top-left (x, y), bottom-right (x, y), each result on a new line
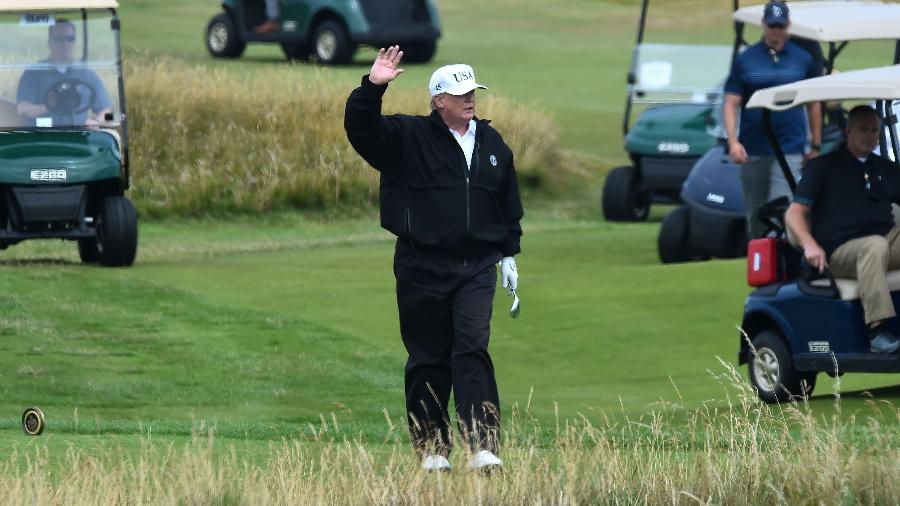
top-left (747, 238), bottom-right (779, 286)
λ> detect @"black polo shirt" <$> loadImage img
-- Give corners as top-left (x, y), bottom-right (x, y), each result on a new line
top-left (793, 144), bottom-right (900, 257)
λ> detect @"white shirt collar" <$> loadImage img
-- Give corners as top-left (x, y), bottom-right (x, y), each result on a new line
top-left (450, 119), bottom-right (477, 139)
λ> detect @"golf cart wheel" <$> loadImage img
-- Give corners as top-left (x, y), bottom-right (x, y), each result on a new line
top-left (206, 13), bottom-right (246, 58)
top-left (312, 21), bottom-right (354, 65)
top-left (77, 238), bottom-right (100, 264)
top-left (281, 42), bottom-right (311, 62)
top-left (748, 330), bottom-right (816, 404)
top-left (658, 206), bottom-right (693, 263)
top-left (601, 166), bottom-right (650, 222)
top-left (22, 406), bottom-right (45, 436)
top-left (403, 40), bottom-right (437, 63)
top-left (97, 196), bottom-right (138, 267)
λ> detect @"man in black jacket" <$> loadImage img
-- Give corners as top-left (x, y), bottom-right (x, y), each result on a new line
top-left (344, 46), bottom-right (523, 472)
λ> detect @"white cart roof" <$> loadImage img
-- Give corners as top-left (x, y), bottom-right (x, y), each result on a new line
top-left (734, 1), bottom-right (900, 42)
top-left (747, 64), bottom-right (900, 110)
top-left (0, 0), bottom-right (117, 11)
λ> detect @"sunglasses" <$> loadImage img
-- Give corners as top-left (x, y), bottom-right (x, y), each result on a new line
top-left (51, 35), bottom-right (76, 43)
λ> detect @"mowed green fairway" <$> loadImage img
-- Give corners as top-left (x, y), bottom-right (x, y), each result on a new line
top-left (3, 214), bottom-right (900, 455)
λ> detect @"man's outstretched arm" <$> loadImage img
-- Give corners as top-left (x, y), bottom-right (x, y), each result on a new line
top-left (785, 202), bottom-right (826, 272)
top-left (344, 46), bottom-right (406, 173)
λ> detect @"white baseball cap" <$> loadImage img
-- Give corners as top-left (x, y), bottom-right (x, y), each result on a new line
top-left (429, 64), bottom-right (488, 97)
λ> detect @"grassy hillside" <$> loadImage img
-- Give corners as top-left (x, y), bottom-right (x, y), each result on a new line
top-left (125, 58), bottom-right (562, 216)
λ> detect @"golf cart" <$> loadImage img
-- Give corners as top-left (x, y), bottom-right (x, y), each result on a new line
top-left (658, 0), bottom-right (900, 264)
top-left (205, 0), bottom-right (441, 65)
top-left (739, 65), bottom-right (900, 403)
top-left (602, 0), bottom-right (733, 222)
top-left (0, 1), bottom-right (136, 266)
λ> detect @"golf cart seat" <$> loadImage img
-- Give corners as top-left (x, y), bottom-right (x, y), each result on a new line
top-left (800, 204), bottom-right (900, 300)
top-left (810, 270), bottom-right (900, 301)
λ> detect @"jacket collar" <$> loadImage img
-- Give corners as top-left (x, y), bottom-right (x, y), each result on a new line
top-left (429, 110), bottom-right (490, 133)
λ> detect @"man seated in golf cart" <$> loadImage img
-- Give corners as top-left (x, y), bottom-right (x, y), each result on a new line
top-left (785, 105), bottom-right (900, 354)
top-left (16, 18), bottom-right (112, 129)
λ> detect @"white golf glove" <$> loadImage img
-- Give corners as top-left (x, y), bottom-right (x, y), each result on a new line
top-left (500, 256), bottom-right (518, 293)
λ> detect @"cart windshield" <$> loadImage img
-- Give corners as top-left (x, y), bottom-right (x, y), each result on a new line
top-left (632, 43), bottom-right (733, 104)
top-left (0, 10), bottom-right (122, 130)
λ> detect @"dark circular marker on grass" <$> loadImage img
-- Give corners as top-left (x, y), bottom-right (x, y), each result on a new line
top-left (22, 407), bottom-right (45, 436)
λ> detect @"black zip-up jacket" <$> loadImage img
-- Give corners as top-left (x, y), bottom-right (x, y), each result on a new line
top-left (344, 76), bottom-right (523, 257)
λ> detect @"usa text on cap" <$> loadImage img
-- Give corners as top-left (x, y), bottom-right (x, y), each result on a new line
top-left (429, 64), bottom-right (488, 97)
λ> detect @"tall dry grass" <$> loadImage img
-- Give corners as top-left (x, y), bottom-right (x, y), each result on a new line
top-left (126, 58), bottom-right (561, 218)
top-left (5, 361), bottom-right (900, 505)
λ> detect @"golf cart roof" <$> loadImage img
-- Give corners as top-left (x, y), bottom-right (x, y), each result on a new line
top-left (734, 1), bottom-right (900, 42)
top-left (0, 0), bottom-right (118, 11)
top-left (747, 64), bottom-right (900, 111)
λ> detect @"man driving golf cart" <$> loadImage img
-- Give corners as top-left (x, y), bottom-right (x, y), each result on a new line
top-left (0, 2), bottom-right (137, 267)
top-left (16, 18), bottom-right (112, 128)
top-left (786, 105), bottom-right (900, 354)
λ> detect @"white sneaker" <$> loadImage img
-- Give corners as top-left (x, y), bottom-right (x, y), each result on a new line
top-left (467, 449), bottom-right (502, 471)
top-left (421, 454), bottom-right (451, 472)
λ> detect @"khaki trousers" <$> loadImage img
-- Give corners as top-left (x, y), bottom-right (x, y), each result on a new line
top-left (830, 226), bottom-right (900, 324)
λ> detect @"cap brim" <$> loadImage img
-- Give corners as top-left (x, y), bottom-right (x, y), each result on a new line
top-left (445, 82), bottom-right (488, 96)
top-left (764, 18), bottom-right (788, 27)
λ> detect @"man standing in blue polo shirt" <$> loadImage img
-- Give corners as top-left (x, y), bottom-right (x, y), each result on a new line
top-left (724, 1), bottom-right (822, 239)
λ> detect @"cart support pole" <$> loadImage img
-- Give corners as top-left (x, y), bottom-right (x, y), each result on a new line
top-left (623, 0), bottom-right (650, 135)
top-left (763, 109), bottom-right (797, 193)
top-left (885, 101), bottom-right (900, 171)
top-left (111, 9), bottom-right (130, 188)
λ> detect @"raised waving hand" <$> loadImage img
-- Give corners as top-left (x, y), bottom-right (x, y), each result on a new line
top-left (368, 46), bottom-right (404, 86)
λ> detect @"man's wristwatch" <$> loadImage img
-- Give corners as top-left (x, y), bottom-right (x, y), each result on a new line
top-left (810, 143), bottom-right (822, 151)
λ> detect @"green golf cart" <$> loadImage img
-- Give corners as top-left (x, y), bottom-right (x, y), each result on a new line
top-left (603, 0), bottom-right (733, 222)
top-left (206, 0), bottom-right (442, 64)
top-left (0, 0), bottom-right (136, 266)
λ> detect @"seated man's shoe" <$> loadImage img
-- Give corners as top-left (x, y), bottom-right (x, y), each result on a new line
top-left (870, 328), bottom-right (900, 354)
top-left (421, 454), bottom-right (450, 472)
top-left (254, 19), bottom-right (280, 33)
top-left (467, 449), bottom-right (502, 473)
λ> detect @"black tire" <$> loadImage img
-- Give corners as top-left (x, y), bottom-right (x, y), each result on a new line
top-left (281, 42), bottom-right (311, 62)
top-left (312, 21), bottom-right (354, 65)
top-left (97, 196), bottom-right (138, 267)
top-left (403, 40), bottom-right (437, 63)
top-left (206, 13), bottom-right (246, 58)
top-left (748, 330), bottom-right (816, 404)
top-left (658, 206), bottom-right (692, 263)
top-left (601, 166), bottom-right (650, 222)
top-left (77, 238), bottom-right (100, 264)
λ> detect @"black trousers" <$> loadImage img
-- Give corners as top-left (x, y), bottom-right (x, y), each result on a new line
top-left (393, 240), bottom-right (501, 456)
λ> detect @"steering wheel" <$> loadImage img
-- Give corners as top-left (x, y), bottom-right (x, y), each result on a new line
top-left (43, 78), bottom-right (97, 116)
